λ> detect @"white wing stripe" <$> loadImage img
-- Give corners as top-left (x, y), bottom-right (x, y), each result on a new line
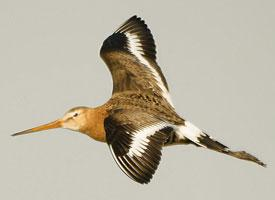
top-left (124, 32), bottom-right (174, 107)
top-left (128, 122), bottom-right (168, 157)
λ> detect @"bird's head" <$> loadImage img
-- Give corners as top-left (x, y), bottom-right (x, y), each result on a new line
top-left (12, 106), bottom-right (90, 136)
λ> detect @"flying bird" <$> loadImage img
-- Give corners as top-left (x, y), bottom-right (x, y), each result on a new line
top-left (12, 16), bottom-right (266, 184)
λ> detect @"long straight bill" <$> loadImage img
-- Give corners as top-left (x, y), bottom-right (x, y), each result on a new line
top-left (12, 120), bottom-right (62, 136)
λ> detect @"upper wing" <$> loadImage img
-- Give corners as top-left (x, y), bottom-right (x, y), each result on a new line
top-left (100, 15), bottom-right (173, 106)
top-left (104, 109), bottom-right (173, 184)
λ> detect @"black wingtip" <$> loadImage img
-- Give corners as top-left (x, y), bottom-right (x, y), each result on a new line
top-left (129, 15), bottom-right (139, 20)
top-left (124, 15), bottom-right (141, 22)
top-left (101, 15), bottom-right (157, 61)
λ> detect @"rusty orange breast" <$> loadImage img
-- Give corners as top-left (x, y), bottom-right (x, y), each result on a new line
top-left (80, 106), bottom-right (109, 142)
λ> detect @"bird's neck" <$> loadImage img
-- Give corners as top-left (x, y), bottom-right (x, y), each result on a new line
top-left (80, 106), bottom-right (108, 142)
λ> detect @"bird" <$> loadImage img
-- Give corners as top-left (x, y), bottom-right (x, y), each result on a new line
top-left (12, 15), bottom-right (266, 184)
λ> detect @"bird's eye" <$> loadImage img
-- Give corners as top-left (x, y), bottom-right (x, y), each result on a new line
top-left (73, 113), bottom-right (79, 117)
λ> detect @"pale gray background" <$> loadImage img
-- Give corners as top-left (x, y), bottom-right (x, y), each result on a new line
top-left (0, 0), bottom-right (274, 199)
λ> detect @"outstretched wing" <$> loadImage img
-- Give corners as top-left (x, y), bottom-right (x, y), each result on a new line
top-left (104, 109), bottom-right (173, 184)
top-left (100, 15), bottom-right (173, 106)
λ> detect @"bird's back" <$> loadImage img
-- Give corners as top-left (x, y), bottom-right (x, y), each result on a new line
top-left (105, 91), bottom-right (183, 125)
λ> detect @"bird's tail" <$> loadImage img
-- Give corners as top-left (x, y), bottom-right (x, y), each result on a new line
top-left (177, 123), bottom-right (266, 167)
top-left (197, 133), bottom-right (266, 167)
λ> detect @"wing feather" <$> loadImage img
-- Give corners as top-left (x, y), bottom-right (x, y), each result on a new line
top-left (100, 15), bottom-right (174, 107)
top-left (104, 110), bottom-right (173, 184)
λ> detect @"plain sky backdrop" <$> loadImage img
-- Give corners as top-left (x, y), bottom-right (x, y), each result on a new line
top-left (1, 0), bottom-right (274, 199)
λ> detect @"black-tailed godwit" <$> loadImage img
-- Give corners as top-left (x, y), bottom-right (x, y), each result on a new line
top-left (13, 16), bottom-right (265, 184)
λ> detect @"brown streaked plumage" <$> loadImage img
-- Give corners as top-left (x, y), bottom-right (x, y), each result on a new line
top-left (12, 15), bottom-right (266, 184)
